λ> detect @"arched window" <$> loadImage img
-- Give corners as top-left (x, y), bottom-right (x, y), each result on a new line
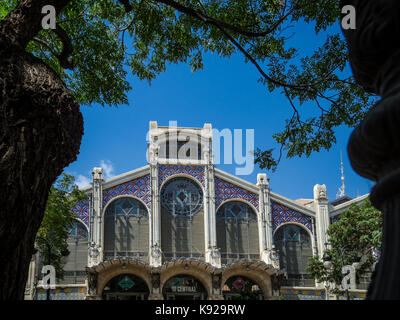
top-left (161, 177), bottom-right (203, 216)
top-left (61, 220), bottom-right (88, 284)
top-left (216, 201), bottom-right (260, 264)
top-left (273, 224), bottom-right (314, 287)
top-left (160, 177), bottom-right (204, 260)
top-left (104, 197), bottom-right (149, 262)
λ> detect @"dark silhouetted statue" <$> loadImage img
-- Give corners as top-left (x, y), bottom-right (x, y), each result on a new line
top-left (341, 0), bottom-right (400, 299)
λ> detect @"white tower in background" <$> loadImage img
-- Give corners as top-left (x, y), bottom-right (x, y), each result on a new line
top-left (336, 151), bottom-right (346, 199)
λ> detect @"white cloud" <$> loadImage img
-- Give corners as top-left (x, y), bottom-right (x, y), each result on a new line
top-left (100, 160), bottom-right (115, 179)
top-left (71, 160), bottom-right (115, 189)
top-left (75, 174), bottom-right (91, 189)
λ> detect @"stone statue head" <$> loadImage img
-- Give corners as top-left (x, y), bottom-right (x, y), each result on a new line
top-left (340, 0), bottom-right (400, 94)
top-left (313, 184), bottom-right (328, 201)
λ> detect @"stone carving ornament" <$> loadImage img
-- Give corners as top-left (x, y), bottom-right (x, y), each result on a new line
top-left (87, 270), bottom-right (98, 296)
top-left (340, 0), bottom-right (400, 299)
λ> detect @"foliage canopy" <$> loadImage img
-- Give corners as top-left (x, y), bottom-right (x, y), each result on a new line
top-left (307, 199), bottom-right (382, 293)
top-left (1, 0), bottom-right (374, 169)
top-left (35, 173), bottom-right (87, 280)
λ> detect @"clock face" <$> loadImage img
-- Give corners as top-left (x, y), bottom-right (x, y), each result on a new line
top-left (161, 177), bottom-right (203, 216)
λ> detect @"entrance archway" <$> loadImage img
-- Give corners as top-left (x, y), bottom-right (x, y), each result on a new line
top-left (222, 275), bottom-right (264, 300)
top-left (162, 274), bottom-right (208, 300)
top-left (102, 274), bottom-right (149, 300)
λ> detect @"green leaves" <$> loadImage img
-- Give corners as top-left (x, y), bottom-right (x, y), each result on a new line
top-left (35, 173), bottom-right (87, 280)
top-left (307, 199), bottom-right (382, 290)
top-left (1, 0), bottom-right (376, 166)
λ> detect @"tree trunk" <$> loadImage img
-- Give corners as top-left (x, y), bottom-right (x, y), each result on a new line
top-left (0, 0), bottom-right (81, 300)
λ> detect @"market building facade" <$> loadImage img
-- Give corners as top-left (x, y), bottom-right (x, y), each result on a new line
top-left (26, 122), bottom-right (369, 300)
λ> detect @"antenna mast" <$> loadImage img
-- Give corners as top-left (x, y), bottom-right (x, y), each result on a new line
top-left (336, 151), bottom-right (346, 198)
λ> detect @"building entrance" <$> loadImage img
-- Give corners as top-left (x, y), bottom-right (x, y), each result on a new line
top-left (102, 274), bottom-right (149, 300)
top-left (222, 276), bottom-right (264, 300)
top-left (163, 275), bottom-right (208, 300)
top-left (104, 292), bottom-right (147, 300)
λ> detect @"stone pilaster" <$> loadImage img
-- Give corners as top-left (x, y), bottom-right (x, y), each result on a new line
top-left (204, 143), bottom-right (221, 268)
top-left (257, 174), bottom-right (277, 267)
top-left (149, 141), bottom-right (162, 267)
top-left (88, 168), bottom-right (103, 267)
top-left (313, 184), bottom-right (330, 258)
top-left (148, 271), bottom-right (163, 299)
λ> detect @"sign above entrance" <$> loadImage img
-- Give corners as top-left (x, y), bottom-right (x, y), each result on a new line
top-left (171, 286), bottom-right (196, 293)
top-left (118, 276), bottom-right (135, 290)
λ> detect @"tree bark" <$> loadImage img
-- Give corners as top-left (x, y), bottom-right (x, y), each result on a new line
top-left (0, 0), bottom-right (81, 299)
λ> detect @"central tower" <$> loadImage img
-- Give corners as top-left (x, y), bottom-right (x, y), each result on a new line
top-left (147, 121), bottom-right (221, 267)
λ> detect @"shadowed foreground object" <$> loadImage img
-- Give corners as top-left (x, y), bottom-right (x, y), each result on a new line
top-left (0, 0), bottom-right (83, 299)
top-left (340, 0), bottom-right (400, 299)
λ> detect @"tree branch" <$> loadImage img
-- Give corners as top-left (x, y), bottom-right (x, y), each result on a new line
top-left (53, 25), bottom-right (73, 69)
top-left (0, 0), bottom-right (71, 48)
top-left (33, 37), bottom-right (59, 59)
top-left (152, 0), bottom-right (294, 38)
top-left (118, 0), bottom-right (133, 12)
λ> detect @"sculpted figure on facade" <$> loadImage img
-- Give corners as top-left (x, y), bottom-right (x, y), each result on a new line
top-left (313, 184), bottom-right (328, 201)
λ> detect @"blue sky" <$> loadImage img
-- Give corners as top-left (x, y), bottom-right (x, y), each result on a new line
top-left (64, 20), bottom-right (372, 202)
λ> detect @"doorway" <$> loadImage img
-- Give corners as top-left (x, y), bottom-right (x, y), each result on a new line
top-left (163, 275), bottom-right (208, 300)
top-left (102, 274), bottom-right (149, 300)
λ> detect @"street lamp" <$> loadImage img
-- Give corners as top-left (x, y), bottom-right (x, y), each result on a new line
top-left (41, 235), bottom-right (69, 300)
top-left (323, 242), bottom-right (351, 301)
top-left (322, 244), bottom-right (333, 300)
top-left (42, 237), bottom-right (52, 301)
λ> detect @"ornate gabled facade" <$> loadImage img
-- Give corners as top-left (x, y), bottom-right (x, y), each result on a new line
top-left (28, 122), bottom-right (369, 300)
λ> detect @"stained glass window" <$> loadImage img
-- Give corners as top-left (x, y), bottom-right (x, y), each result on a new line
top-left (274, 224), bottom-right (310, 244)
top-left (68, 220), bottom-right (89, 241)
top-left (216, 201), bottom-right (259, 264)
top-left (273, 224), bottom-right (313, 287)
top-left (104, 197), bottom-right (149, 262)
top-left (217, 202), bottom-right (257, 220)
top-left (161, 177), bottom-right (203, 216)
top-left (106, 197), bottom-right (148, 218)
top-left (59, 220), bottom-right (88, 285)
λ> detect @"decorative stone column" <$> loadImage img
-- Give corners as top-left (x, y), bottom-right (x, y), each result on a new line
top-left (149, 141), bottom-right (162, 267)
top-left (340, 0), bottom-right (400, 299)
top-left (148, 271), bottom-right (163, 300)
top-left (85, 269), bottom-right (100, 300)
top-left (257, 174), bottom-right (276, 266)
top-left (209, 272), bottom-right (224, 300)
top-left (88, 168), bottom-right (103, 267)
top-left (204, 145), bottom-right (221, 268)
top-left (313, 184), bottom-right (330, 258)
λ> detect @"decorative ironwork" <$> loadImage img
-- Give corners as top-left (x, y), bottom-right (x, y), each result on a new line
top-left (217, 201), bottom-right (257, 221)
top-left (161, 177), bottom-right (203, 216)
top-left (104, 197), bottom-right (149, 261)
top-left (68, 220), bottom-right (88, 241)
top-left (274, 224), bottom-right (313, 285)
top-left (217, 201), bottom-right (259, 265)
top-left (274, 224), bottom-right (311, 244)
